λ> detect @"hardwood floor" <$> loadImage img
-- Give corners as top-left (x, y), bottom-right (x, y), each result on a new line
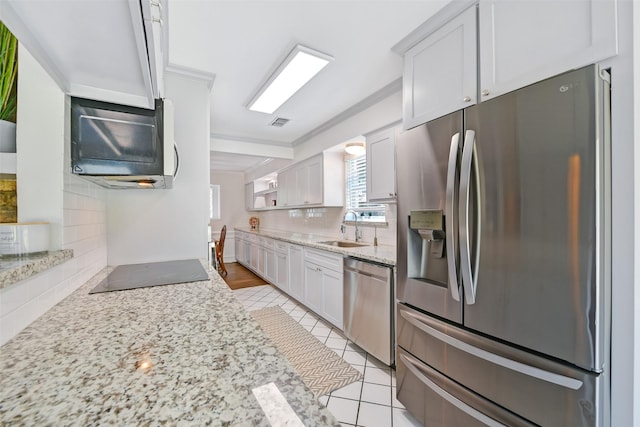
top-left (221, 262), bottom-right (269, 290)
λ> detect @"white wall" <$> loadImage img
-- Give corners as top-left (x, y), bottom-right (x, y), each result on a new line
top-left (293, 91), bottom-right (402, 163)
top-left (633, 2), bottom-right (640, 424)
top-left (210, 170), bottom-right (250, 232)
top-left (16, 44), bottom-right (64, 249)
top-left (603, 1), bottom-right (640, 425)
top-left (1, 46), bottom-right (107, 345)
top-left (106, 71), bottom-right (211, 265)
top-left (210, 170), bottom-right (251, 262)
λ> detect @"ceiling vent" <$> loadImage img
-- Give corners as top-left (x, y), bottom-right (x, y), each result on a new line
top-left (270, 117), bottom-right (290, 127)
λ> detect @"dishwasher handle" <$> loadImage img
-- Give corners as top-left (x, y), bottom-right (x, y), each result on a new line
top-left (344, 265), bottom-right (389, 281)
top-left (344, 261), bottom-right (392, 283)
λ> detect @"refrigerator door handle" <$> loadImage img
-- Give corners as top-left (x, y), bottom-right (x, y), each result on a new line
top-left (399, 352), bottom-right (507, 427)
top-left (399, 307), bottom-right (583, 390)
top-left (459, 130), bottom-right (480, 304)
top-left (445, 133), bottom-right (461, 302)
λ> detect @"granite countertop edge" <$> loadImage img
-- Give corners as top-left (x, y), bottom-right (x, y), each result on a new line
top-left (0, 249), bottom-right (74, 289)
top-left (0, 261), bottom-right (338, 426)
top-left (234, 227), bottom-right (396, 266)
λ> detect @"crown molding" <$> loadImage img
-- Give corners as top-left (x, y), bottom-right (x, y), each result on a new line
top-left (210, 133), bottom-right (293, 148)
top-left (391, 0), bottom-right (478, 55)
top-left (210, 135), bottom-right (294, 160)
top-left (291, 77), bottom-right (402, 146)
top-left (165, 63), bottom-right (216, 91)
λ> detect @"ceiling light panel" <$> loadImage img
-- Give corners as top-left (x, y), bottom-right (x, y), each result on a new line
top-left (248, 44), bottom-right (333, 114)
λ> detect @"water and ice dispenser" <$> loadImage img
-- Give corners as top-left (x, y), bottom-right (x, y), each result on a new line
top-left (407, 209), bottom-right (449, 287)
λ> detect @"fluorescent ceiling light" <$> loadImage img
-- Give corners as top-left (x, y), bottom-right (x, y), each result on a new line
top-left (248, 45), bottom-right (333, 114)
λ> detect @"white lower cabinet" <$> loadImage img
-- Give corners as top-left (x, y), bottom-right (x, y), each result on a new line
top-left (275, 242), bottom-right (289, 293)
top-left (303, 247), bottom-right (344, 329)
top-left (258, 247), bottom-right (266, 277)
top-left (304, 262), bottom-right (324, 314)
top-left (322, 268), bottom-right (343, 329)
top-left (288, 244), bottom-right (304, 302)
top-left (234, 235), bottom-right (243, 263)
top-left (234, 231), bottom-right (344, 330)
top-left (265, 247), bottom-right (276, 283)
top-left (243, 239), bottom-right (251, 266)
top-left (250, 244), bottom-right (259, 272)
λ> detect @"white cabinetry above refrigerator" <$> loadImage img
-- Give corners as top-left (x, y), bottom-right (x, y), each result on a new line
top-left (396, 0), bottom-right (618, 128)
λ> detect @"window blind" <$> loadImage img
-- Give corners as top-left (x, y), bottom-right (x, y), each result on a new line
top-left (345, 155), bottom-right (385, 220)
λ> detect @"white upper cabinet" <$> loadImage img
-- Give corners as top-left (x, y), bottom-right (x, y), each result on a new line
top-left (245, 182), bottom-right (254, 211)
top-left (305, 157), bottom-right (323, 205)
top-left (276, 169), bottom-right (290, 208)
top-left (366, 125), bottom-right (398, 202)
top-left (276, 152), bottom-right (344, 209)
top-left (293, 165), bottom-right (309, 206)
top-left (398, 0), bottom-right (618, 128)
top-left (478, 0), bottom-right (618, 101)
top-left (403, 6), bottom-right (477, 129)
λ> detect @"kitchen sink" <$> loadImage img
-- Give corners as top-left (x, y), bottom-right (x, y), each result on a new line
top-left (318, 240), bottom-right (369, 248)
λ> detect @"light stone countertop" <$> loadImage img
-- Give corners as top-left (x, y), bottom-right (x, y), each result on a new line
top-left (235, 228), bottom-right (396, 266)
top-left (0, 249), bottom-right (74, 289)
top-left (0, 262), bottom-right (338, 426)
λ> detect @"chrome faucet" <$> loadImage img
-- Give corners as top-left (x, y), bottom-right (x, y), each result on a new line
top-left (344, 209), bottom-right (362, 242)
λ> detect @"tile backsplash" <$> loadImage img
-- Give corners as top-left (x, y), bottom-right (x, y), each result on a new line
top-left (255, 204), bottom-right (397, 248)
top-left (0, 174), bottom-right (107, 345)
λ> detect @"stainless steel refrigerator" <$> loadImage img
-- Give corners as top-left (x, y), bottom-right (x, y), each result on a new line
top-left (395, 65), bottom-right (611, 426)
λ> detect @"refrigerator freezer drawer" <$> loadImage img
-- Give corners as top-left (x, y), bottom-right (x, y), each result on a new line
top-left (397, 303), bottom-right (604, 426)
top-left (397, 348), bottom-right (533, 427)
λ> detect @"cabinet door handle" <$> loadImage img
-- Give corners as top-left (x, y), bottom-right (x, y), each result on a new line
top-left (463, 96), bottom-right (471, 102)
top-left (389, 193), bottom-right (394, 197)
top-left (481, 90), bottom-right (490, 97)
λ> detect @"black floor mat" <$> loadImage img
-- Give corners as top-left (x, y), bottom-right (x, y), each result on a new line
top-left (89, 259), bottom-right (209, 294)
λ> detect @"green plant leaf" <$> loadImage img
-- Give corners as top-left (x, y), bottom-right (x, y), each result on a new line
top-left (0, 22), bottom-right (18, 122)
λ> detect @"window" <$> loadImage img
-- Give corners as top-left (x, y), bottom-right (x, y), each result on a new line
top-left (210, 185), bottom-right (220, 220)
top-left (345, 154), bottom-right (386, 222)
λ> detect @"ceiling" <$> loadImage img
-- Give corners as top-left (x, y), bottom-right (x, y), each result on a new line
top-left (0, 0), bottom-right (448, 174)
top-left (209, 151), bottom-right (272, 172)
top-left (1, 0), bottom-right (155, 108)
top-left (167, 1), bottom-right (448, 172)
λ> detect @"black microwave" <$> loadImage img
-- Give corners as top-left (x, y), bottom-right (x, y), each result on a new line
top-left (70, 97), bottom-right (175, 189)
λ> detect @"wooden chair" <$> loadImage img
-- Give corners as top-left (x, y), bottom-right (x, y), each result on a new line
top-left (215, 225), bottom-right (227, 276)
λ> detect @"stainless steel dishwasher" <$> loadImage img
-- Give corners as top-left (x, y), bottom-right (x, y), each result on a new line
top-left (343, 257), bottom-right (394, 366)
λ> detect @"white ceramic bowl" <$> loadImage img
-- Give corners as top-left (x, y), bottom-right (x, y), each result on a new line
top-left (0, 222), bottom-right (50, 256)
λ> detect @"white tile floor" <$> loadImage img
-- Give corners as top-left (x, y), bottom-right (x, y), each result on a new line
top-left (234, 284), bottom-right (422, 427)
